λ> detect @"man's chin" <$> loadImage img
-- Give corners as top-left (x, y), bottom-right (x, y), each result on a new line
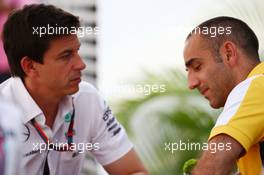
top-left (209, 100), bottom-right (223, 109)
top-left (67, 86), bottom-right (80, 95)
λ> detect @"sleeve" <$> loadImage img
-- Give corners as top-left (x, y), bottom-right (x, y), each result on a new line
top-left (90, 94), bottom-right (133, 166)
top-left (0, 101), bottom-right (24, 175)
top-left (209, 76), bottom-right (264, 151)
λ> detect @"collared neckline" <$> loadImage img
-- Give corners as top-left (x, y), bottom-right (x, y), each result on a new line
top-left (52, 95), bottom-right (74, 133)
top-left (247, 62), bottom-right (264, 78)
top-left (11, 77), bottom-right (42, 124)
top-left (11, 78), bottom-right (74, 127)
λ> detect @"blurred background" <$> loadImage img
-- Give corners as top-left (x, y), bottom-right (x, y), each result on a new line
top-left (1, 0), bottom-right (264, 174)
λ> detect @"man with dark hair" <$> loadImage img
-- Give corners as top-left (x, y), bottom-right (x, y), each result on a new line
top-left (0, 4), bottom-right (148, 175)
top-left (0, 0), bottom-right (38, 83)
top-left (183, 16), bottom-right (264, 175)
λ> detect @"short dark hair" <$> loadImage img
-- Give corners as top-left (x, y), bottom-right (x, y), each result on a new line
top-left (187, 16), bottom-right (259, 62)
top-left (3, 3), bottom-right (80, 78)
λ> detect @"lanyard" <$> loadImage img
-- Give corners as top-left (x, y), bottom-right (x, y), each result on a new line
top-left (31, 100), bottom-right (75, 152)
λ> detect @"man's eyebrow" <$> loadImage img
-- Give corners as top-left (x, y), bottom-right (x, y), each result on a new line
top-left (185, 57), bottom-right (200, 68)
top-left (58, 49), bottom-right (73, 56)
top-left (57, 44), bottom-right (81, 57)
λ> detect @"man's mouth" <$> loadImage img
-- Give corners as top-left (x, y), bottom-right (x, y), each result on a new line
top-left (200, 88), bottom-right (209, 96)
top-left (71, 77), bottom-right (81, 81)
top-left (70, 74), bottom-right (82, 83)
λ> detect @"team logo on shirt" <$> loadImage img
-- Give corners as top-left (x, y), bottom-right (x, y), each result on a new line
top-left (23, 124), bottom-right (30, 142)
top-left (64, 112), bottom-right (72, 123)
top-left (103, 105), bottom-right (121, 136)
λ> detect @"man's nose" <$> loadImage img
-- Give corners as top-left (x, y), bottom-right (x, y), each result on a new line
top-left (74, 54), bottom-right (86, 70)
top-left (188, 73), bottom-right (200, 90)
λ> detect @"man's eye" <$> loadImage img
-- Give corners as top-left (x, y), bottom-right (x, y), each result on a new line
top-left (61, 53), bottom-right (72, 59)
top-left (193, 65), bottom-right (201, 71)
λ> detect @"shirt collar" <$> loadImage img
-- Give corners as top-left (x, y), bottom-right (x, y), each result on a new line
top-left (56, 95), bottom-right (74, 123)
top-left (52, 94), bottom-right (74, 133)
top-left (11, 77), bottom-right (74, 125)
top-left (247, 62), bottom-right (264, 78)
top-left (11, 77), bottom-right (42, 124)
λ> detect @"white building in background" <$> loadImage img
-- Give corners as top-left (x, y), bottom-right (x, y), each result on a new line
top-left (41, 0), bottom-right (100, 174)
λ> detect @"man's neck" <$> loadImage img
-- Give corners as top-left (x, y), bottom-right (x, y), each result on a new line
top-left (234, 60), bottom-right (259, 85)
top-left (24, 78), bottom-right (61, 128)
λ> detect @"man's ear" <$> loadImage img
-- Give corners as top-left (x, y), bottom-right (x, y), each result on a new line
top-left (220, 41), bottom-right (237, 67)
top-left (20, 56), bottom-right (38, 77)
